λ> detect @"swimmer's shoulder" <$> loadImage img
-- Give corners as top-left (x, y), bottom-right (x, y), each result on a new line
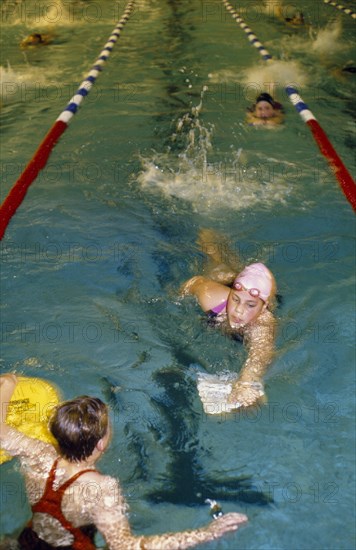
top-left (189, 278), bottom-right (230, 312)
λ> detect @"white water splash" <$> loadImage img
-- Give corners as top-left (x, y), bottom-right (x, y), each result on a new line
top-left (311, 19), bottom-right (345, 55)
top-left (137, 88), bottom-right (293, 213)
top-left (242, 60), bottom-right (309, 96)
top-left (0, 63), bottom-right (59, 103)
top-left (208, 59), bottom-right (308, 101)
top-left (137, 155), bottom-right (293, 213)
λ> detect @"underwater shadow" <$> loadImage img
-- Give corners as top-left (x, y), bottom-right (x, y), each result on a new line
top-left (147, 365), bottom-right (273, 507)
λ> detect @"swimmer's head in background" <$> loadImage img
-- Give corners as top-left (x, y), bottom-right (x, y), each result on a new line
top-left (254, 93), bottom-right (283, 113)
top-left (22, 33), bottom-right (43, 45)
top-left (20, 33), bottom-right (53, 48)
top-left (233, 263), bottom-right (275, 304)
top-left (292, 12), bottom-right (304, 23)
top-left (256, 93), bottom-right (276, 108)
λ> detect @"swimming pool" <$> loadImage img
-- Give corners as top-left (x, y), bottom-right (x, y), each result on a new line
top-left (1, 0), bottom-right (355, 548)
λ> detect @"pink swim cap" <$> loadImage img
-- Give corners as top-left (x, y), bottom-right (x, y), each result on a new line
top-left (233, 263), bottom-right (273, 303)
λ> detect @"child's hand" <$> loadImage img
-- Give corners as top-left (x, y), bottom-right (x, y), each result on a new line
top-left (227, 380), bottom-right (265, 409)
top-left (208, 512), bottom-right (248, 536)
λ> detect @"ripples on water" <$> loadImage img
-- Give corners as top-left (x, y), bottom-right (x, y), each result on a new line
top-left (0, 0), bottom-right (355, 548)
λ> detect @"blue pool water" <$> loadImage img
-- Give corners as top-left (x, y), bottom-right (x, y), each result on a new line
top-left (1, 0), bottom-right (355, 548)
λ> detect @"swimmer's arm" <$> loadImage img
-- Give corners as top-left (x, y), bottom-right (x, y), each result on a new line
top-left (197, 229), bottom-right (244, 280)
top-left (180, 277), bottom-right (229, 312)
top-left (239, 315), bottom-right (275, 381)
top-left (134, 513), bottom-right (247, 549)
top-left (228, 313), bottom-right (276, 406)
top-left (180, 275), bottom-right (207, 297)
top-left (0, 374), bottom-right (18, 438)
top-left (96, 484), bottom-right (247, 550)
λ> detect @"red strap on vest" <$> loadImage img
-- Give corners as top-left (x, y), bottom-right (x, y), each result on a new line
top-left (32, 459), bottom-right (96, 550)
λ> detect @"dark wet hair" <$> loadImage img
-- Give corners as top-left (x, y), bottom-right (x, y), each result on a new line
top-left (256, 93), bottom-right (275, 107)
top-left (254, 92), bottom-right (284, 112)
top-left (49, 396), bottom-right (109, 462)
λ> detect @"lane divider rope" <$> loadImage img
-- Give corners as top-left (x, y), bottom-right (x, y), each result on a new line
top-left (323, 0), bottom-right (356, 19)
top-left (221, 0), bottom-right (356, 211)
top-left (0, 0), bottom-right (136, 240)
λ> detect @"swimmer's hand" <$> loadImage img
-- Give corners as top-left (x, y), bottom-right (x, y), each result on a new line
top-left (207, 512), bottom-right (248, 536)
top-left (227, 380), bottom-right (265, 409)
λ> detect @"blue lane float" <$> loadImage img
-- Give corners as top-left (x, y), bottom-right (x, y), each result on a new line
top-left (222, 0), bottom-right (272, 61)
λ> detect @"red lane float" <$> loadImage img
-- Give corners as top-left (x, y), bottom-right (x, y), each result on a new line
top-left (308, 119), bottom-right (356, 209)
top-left (0, 0), bottom-right (135, 240)
top-left (0, 121), bottom-right (67, 239)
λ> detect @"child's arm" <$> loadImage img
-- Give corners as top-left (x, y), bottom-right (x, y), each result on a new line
top-left (0, 374), bottom-right (18, 439)
top-left (95, 483), bottom-right (247, 550)
top-left (180, 275), bottom-right (206, 297)
top-left (228, 311), bottom-right (276, 407)
top-left (94, 477), bottom-right (247, 549)
top-left (180, 277), bottom-right (230, 313)
top-left (131, 512), bottom-right (247, 549)
top-left (197, 228), bottom-right (243, 283)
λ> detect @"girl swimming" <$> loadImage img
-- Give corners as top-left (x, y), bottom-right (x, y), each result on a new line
top-left (181, 230), bottom-right (277, 411)
top-left (246, 92), bottom-right (284, 127)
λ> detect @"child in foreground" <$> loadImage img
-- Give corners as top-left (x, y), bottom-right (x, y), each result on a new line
top-left (181, 230), bottom-right (277, 412)
top-left (0, 374), bottom-right (247, 549)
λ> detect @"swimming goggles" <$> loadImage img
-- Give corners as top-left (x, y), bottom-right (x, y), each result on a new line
top-left (233, 282), bottom-right (260, 298)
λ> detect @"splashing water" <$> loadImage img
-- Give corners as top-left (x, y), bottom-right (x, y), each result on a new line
top-left (207, 59), bottom-right (309, 101)
top-left (0, 63), bottom-right (58, 103)
top-left (311, 19), bottom-right (345, 55)
top-left (242, 60), bottom-right (309, 97)
top-left (137, 86), bottom-right (294, 213)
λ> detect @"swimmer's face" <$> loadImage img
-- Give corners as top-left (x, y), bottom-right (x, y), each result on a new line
top-left (227, 289), bottom-right (265, 329)
top-left (293, 13), bottom-right (304, 23)
top-left (254, 101), bottom-right (275, 119)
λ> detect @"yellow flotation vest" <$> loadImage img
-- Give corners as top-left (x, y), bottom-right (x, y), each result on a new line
top-left (0, 376), bottom-right (60, 464)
